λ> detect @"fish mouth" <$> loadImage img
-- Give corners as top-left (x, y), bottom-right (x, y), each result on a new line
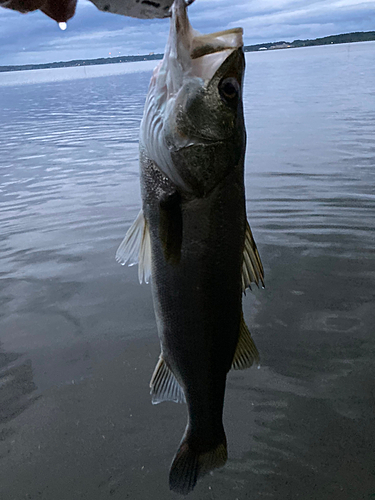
top-left (169, 0), bottom-right (243, 81)
top-left (190, 28), bottom-right (244, 60)
top-left (190, 28), bottom-right (243, 81)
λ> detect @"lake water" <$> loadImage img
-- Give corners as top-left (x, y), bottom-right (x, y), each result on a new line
top-left (0, 42), bottom-right (374, 499)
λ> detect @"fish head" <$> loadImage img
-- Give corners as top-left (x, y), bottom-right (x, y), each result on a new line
top-left (141, 0), bottom-right (246, 194)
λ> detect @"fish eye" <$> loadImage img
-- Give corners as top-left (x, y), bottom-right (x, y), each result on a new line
top-left (218, 77), bottom-right (240, 102)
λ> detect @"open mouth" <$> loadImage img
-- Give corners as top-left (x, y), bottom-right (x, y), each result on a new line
top-left (190, 28), bottom-right (243, 81)
top-left (168, 0), bottom-right (243, 81)
top-left (190, 28), bottom-right (244, 59)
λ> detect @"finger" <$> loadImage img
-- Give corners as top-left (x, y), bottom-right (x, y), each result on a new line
top-left (40, 0), bottom-right (77, 22)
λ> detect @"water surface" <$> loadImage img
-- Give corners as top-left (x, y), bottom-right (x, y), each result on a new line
top-left (0, 42), bottom-right (374, 499)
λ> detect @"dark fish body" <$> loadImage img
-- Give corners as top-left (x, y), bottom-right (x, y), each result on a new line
top-left (141, 141), bottom-right (245, 443)
top-left (116, 0), bottom-right (264, 494)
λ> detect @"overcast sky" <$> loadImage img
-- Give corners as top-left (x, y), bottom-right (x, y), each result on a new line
top-left (1, 0), bottom-right (374, 66)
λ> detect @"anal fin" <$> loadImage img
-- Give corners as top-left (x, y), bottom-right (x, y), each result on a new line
top-left (242, 220), bottom-right (265, 292)
top-left (115, 209), bottom-right (151, 284)
top-left (150, 356), bottom-right (186, 404)
top-left (231, 315), bottom-right (260, 370)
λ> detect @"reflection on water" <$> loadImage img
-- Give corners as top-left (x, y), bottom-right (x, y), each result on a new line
top-left (0, 348), bottom-right (37, 425)
top-left (0, 344), bottom-right (38, 464)
top-left (0, 42), bottom-right (374, 499)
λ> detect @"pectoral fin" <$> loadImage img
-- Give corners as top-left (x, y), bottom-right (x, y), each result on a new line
top-left (115, 210), bottom-right (151, 284)
top-left (231, 316), bottom-right (260, 370)
top-left (242, 220), bottom-right (265, 292)
top-left (150, 356), bottom-right (186, 404)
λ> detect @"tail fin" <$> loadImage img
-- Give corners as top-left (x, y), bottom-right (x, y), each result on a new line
top-left (169, 434), bottom-right (227, 495)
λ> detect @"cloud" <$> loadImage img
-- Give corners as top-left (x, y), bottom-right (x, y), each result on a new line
top-left (0, 0), bottom-right (374, 65)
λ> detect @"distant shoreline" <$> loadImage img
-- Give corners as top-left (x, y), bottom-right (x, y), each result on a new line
top-left (1, 30), bottom-right (374, 74)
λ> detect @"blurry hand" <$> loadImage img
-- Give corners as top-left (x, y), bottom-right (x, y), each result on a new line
top-left (0, 0), bottom-right (77, 21)
top-left (0, 0), bottom-right (174, 21)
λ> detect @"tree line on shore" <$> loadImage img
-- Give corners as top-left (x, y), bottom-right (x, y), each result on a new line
top-left (1, 31), bottom-right (374, 73)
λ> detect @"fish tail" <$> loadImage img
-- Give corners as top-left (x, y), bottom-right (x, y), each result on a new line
top-left (169, 431), bottom-right (227, 495)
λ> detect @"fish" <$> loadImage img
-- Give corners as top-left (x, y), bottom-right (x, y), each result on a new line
top-left (116, 0), bottom-right (264, 494)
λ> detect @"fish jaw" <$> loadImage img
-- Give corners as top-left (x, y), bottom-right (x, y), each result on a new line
top-left (167, 0), bottom-right (244, 82)
top-left (140, 0), bottom-right (244, 194)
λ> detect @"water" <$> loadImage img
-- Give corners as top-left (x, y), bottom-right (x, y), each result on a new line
top-left (0, 42), bottom-right (374, 499)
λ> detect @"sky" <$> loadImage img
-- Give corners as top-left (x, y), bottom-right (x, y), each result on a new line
top-left (0, 0), bottom-right (374, 66)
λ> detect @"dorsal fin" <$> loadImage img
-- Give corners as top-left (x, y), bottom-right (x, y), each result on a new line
top-left (242, 220), bottom-right (265, 292)
top-left (115, 210), bottom-right (152, 284)
top-left (231, 315), bottom-right (260, 370)
top-left (150, 356), bottom-right (186, 404)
